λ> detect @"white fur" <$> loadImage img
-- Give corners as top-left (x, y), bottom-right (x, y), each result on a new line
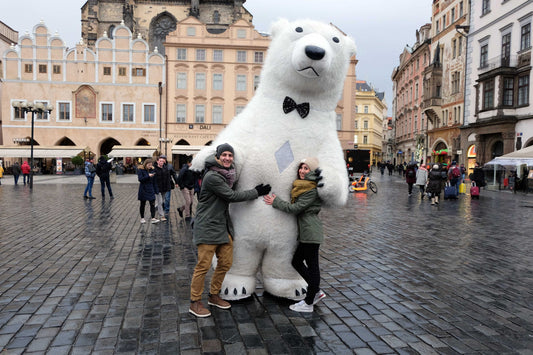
top-left (192, 19), bottom-right (356, 300)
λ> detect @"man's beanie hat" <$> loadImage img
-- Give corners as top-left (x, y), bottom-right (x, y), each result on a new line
top-left (216, 143), bottom-right (234, 158)
top-left (300, 157), bottom-right (319, 172)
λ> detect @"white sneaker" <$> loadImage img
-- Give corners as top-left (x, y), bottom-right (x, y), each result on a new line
top-left (151, 218), bottom-right (160, 224)
top-left (313, 290), bottom-right (326, 305)
top-left (140, 218), bottom-right (146, 224)
top-left (289, 300), bottom-right (313, 312)
top-left (160, 216), bottom-right (167, 221)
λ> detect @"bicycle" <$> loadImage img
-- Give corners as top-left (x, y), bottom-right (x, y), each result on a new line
top-left (349, 172), bottom-right (378, 193)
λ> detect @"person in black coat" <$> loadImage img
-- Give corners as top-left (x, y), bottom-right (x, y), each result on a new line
top-left (426, 164), bottom-right (446, 205)
top-left (154, 156), bottom-right (171, 221)
top-left (96, 156), bottom-right (114, 199)
top-left (138, 159), bottom-right (159, 224)
top-left (470, 162), bottom-right (486, 195)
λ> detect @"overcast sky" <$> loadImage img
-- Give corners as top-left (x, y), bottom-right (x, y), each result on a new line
top-left (1, 0), bottom-right (432, 115)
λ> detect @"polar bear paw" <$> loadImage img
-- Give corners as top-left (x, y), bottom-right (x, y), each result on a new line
top-left (220, 274), bottom-right (257, 300)
top-left (263, 276), bottom-right (308, 301)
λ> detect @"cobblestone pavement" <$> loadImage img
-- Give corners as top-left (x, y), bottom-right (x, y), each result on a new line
top-left (0, 173), bottom-right (532, 354)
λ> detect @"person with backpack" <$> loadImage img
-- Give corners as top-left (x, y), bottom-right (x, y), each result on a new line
top-left (448, 161), bottom-right (461, 196)
top-left (95, 156), bottom-right (114, 199)
top-left (84, 158), bottom-right (97, 199)
top-left (405, 162), bottom-right (417, 196)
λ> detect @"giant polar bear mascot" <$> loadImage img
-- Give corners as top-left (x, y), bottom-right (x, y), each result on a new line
top-left (191, 19), bottom-right (356, 300)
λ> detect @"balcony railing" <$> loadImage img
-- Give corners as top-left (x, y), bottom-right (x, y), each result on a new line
top-left (479, 54), bottom-right (517, 74)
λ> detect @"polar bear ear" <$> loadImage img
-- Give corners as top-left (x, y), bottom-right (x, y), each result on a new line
top-left (270, 18), bottom-right (290, 38)
top-left (345, 36), bottom-right (357, 57)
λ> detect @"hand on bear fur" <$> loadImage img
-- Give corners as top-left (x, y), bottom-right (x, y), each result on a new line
top-left (315, 168), bottom-right (324, 188)
top-left (254, 184), bottom-right (272, 196)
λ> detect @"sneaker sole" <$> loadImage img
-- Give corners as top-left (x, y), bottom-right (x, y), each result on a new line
top-left (208, 301), bottom-right (231, 309)
top-left (289, 305), bottom-right (313, 312)
top-left (188, 309), bottom-right (211, 317)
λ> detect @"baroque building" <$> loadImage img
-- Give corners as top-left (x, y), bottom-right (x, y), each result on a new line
top-left (354, 81), bottom-right (385, 165)
top-left (461, 0), bottom-right (532, 171)
top-left (81, 0), bottom-right (252, 54)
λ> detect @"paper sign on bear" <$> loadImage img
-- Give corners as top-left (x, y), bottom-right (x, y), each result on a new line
top-left (191, 19), bottom-right (356, 300)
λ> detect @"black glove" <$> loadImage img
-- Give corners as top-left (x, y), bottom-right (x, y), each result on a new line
top-left (254, 183), bottom-right (272, 196)
top-left (315, 168), bottom-right (324, 188)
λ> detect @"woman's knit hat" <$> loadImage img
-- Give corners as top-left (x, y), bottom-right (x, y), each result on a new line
top-left (216, 143), bottom-right (234, 158)
top-left (300, 157), bottom-right (319, 172)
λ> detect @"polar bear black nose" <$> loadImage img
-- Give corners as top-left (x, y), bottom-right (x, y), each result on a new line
top-left (305, 45), bottom-right (325, 60)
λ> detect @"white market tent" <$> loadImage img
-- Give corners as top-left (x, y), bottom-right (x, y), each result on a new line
top-left (485, 145), bottom-right (533, 167)
top-left (0, 146), bottom-right (84, 158)
top-left (108, 146), bottom-right (157, 158)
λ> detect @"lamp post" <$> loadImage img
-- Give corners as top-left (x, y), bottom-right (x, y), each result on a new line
top-left (11, 100), bottom-right (53, 189)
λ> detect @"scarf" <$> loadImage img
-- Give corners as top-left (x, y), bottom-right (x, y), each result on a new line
top-left (209, 162), bottom-right (236, 188)
top-left (290, 179), bottom-right (317, 203)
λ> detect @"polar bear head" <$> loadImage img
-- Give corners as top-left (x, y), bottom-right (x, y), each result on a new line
top-left (257, 19), bottom-right (356, 111)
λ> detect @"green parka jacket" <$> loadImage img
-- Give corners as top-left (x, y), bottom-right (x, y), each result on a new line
top-left (272, 171), bottom-right (323, 244)
top-left (193, 155), bottom-right (258, 246)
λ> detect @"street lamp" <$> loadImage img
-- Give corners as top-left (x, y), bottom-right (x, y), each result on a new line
top-left (11, 100), bottom-right (54, 189)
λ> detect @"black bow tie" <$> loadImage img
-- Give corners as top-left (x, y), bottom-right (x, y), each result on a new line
top-left (283, 96), bottom-right (310, 118)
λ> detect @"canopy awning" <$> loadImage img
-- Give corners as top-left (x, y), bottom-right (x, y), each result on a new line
top-left (108, 146), bottom-right (156, 158)
top-left (0, 146), bottom-right (84, 158)
top-left (485, 145), bottom-right (533, 167)
top-left (171, 145), bottom-right (207, 155)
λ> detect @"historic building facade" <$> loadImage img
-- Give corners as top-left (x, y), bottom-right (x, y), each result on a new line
top-left (81, 0), bottom-right (252, 55)
top-left (1, 21), bottom-right (164, 172)
top-left (353, 81), bottom-right (385, 166)
top-left (422, 0), bottom-right (469, 166)
top-left (461, 0), bottom-right (532, 169)
top-left (392, 24), bottom-right (431, 164)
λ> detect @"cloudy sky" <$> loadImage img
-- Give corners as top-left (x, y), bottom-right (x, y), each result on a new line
top-left (1, 0), bottom-right (432, 114)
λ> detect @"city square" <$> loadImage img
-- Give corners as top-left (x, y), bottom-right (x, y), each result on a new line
top-left (0, 174), bottom-right (532, 354)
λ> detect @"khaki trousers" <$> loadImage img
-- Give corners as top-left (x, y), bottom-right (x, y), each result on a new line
top-left (190, 237), bottom-right (233, 301)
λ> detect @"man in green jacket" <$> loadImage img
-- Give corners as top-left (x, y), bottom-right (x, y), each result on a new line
top-left (189, 143), bottom-right (271, 317)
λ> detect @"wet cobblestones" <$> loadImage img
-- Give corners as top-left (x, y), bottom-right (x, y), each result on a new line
top-left (0, 174), bottom-right (532, 354)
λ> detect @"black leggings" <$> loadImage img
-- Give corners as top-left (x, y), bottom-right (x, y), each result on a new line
top-left (140, 200), bottom-right (156, 218)
top-left (292, 242), bottom-right (320, 305)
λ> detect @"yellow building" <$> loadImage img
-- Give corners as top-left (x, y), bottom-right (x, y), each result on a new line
top-left (354, 81), bottom-right (385, 165)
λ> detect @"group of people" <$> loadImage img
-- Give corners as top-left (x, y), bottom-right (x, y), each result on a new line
top-left (83, 157), bottom-right (114, 199)
top-left (4, 161), bottom-right (32, 185)
top-left (404, 160), bottom-right (486, 204)
top-left (133, 143), bottom-right (327, 317)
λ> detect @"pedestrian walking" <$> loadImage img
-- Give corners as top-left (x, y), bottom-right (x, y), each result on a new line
top-left (83, 158), bottom-right (96, 199)
top-left (263, 157), bottom-right (326, 313)
top-left (95, 156), bottom-right (114, 199)
top-left (447, 161), bottom-right (461, 195)
top-left (154, 156), bottom-right (171, 221)
top-left (161, 155), bottom-right (178, 216)
top-left (415, 163), bottom-right (428, 199)
top-left (0, 162), bottom-right (3, 185)
top-left (137, 158), bottom-right (159, 224)
top-left (12, 162), bottom-right (21, 185)
top-left (386, 161), bottom-right (393, 176)
top-left (405, 162), bottom-right (417, 196)
top-left (177, 156), bottom-right (197, 222)
top-left (21, 161), bottom-right (31, 185)
top-left (189, 143), bottom-right (271, 318)
top-left (427, 164), bottom-right (446, 205)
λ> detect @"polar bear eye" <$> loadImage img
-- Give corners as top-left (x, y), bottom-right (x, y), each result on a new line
top-left (295, 27), bottom-right (303, 33)
top-left (332, 37), bottom-right (340, 43)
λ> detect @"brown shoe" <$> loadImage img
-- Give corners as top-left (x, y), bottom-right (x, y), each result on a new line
top-left (189, 301), bottom-right (211, 317)
top-left (208, 294), bottom-right (231, 309)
